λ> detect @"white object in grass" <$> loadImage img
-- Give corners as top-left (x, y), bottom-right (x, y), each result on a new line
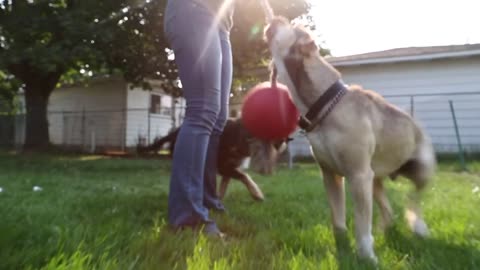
top-left (33, 186), bottom-right (43, 192)
top-left (0, 187), bottom-right (3, 193)
top-left (473, 186), bottom-right (479, 194)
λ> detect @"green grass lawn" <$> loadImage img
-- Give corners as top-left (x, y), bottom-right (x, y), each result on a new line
top-left (0, 151), bottom-right (479, 270)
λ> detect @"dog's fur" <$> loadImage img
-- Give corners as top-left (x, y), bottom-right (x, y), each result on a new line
top-left (137, 118), bottom-right (290, 201)
top-left (264, 17), bottom-right (436, 262)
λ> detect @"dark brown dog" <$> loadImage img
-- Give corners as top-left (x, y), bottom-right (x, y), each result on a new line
top-left (137, 118), bottom-right (291, 201)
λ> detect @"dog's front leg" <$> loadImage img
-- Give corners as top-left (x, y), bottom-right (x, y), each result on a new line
top-left (229, 169), bottom-right (264, 201)
top-left (348, 168), bottom-right (377, 263)
top-left (321, 167), bottom-right (346, 232)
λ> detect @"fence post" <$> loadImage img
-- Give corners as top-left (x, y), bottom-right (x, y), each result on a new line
top-left (81, 108), bottom-right (86, 151)
top-left (410, 95), bottom-right (414, 117)
top-left (171, 98), bottom-right (177, 130)
top-left (62, 110), bottom-right (66, 148)
top-left (90, 127), bottom-right (96, 154)
top-left (287, 144), bottom-right (293, 169)
top-left (147, 109), bottom-right (151, 145)
top-left (121, 109), bottom-right (126, 152)
top-left (449, 100), bottom-right (467, 171)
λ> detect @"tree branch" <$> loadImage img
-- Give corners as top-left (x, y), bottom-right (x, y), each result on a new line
top-left (66, 0), bottom-right (75, 10)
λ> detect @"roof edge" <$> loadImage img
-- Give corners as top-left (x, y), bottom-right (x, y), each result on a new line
top-left (327, 49), bottom-right (480, 66)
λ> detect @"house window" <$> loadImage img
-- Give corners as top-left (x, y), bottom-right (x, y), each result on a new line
top-left (150, 94), bottom-right (162, 114)
top-left (150, 94), bottom-right (173, 116)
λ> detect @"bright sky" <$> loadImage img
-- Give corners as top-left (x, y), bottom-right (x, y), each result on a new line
top-left (310, 0), bottom-right (480, 56)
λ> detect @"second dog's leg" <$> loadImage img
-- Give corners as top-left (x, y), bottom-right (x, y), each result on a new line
top-left (230, 169), bottom-right (264, 201)
top-left (373, 178), bottom-right (394, 230)
top-left (218, 176), bottom-right (231, 200)
top-left (348, 168), bottom-right (377, 262)
top-left (321, 167), bottom-right (346, 232)
top-left (405, 189), bottom-right (430, 237)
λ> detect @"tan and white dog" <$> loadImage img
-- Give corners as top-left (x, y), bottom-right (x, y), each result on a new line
top-left (264, 17), bottom-right (436, 262)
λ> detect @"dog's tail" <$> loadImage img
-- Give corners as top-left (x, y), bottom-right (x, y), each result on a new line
top-left (390, 124), bottom-right (436, 190)
top-left (415, 133), bottom-right (436, 189)
top-left (137, 128), bottom-right (179, 155)
top-left (408, 123), bottom-right (437, 190)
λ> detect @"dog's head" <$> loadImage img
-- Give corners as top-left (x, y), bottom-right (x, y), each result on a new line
top-left (264, 17), bottom-right (319, 61)
top-left (226, 118), bottom-right (291, 175)
top-left (248, 136), bottom-right (292, 175)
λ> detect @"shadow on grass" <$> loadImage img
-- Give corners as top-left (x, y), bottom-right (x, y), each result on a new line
top-left (0, 151), bottom-right (172, 174)
top-left (385, 227), bottom-right (480, 269)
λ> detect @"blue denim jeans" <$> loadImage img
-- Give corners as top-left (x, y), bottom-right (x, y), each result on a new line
top-left (164, 0), bottom-right (232, 233)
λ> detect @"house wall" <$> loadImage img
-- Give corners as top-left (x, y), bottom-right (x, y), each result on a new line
top-left (48, 77), bottom-right (127, 151)
top-left (241, 56), bottom-right (480, 158)
top-left (48, 77), bottom-right (186, 152)
top-left (125, 87), bottom-right (185, 148)
top-left (337, 56), bottom-right (480, 152)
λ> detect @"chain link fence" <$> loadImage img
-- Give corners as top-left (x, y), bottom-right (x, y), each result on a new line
top-left (1, 91), bottom-right (479, 168)
top-left (0, 106), bottom-right (185, 153)
top-left (284, 91), bottom-right (480, 168)
top-left (385, 92), bottom-right (480, 153)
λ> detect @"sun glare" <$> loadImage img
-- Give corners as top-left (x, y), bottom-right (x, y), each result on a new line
top-left (309, 0), bottom-right (480, 56)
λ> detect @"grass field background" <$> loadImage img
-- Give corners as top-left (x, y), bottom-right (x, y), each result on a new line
top-left (0, 151), bottom-right (479, 269)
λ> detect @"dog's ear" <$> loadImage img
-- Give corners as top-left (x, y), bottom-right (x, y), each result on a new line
top-left (294, 27), bottom-right (318, 56)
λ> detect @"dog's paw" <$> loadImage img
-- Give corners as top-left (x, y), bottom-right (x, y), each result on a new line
top-left (405, 209), bottom-right (430, 237)
top-left (357, 235), bottom-right (378, 264)
top-left (251, 189), bottom-right (264, 201)
top-left (358, 249), bottom-right (378, 265)
top-left (412, 219), bottom-right (430, 237)
top-left (248, 184), bottom-right (264, 201)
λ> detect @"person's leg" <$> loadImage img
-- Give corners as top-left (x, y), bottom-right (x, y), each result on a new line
top-left (164, 0), bottom-right (223, 233)
top-left (203, 29), bottom-right (233, 210)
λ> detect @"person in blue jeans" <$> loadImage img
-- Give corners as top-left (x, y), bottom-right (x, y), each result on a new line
top-left (164, 0), bottom-right (235, 236)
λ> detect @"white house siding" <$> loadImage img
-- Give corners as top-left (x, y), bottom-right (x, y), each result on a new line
top-left (47, 77), bottom-right (186, 152)
top-left (125, 87), bottom-right (186, 148)
top-left (284, 56), bottom-right (480, 158)
top-left (48, 77), bottom-right (127, 151)
top-left (337, 56), bottom-right (480, 152)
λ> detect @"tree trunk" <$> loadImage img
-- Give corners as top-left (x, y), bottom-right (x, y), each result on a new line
top-left (23, 84), bottom-right (52, 150)
top-left (9, 64), bottom-right (63, 151)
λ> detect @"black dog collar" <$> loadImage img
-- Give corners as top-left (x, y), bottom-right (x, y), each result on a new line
top-left (298, 80), bottom-right (347, 131)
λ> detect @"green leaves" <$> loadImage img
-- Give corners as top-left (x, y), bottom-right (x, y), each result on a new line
top-left (0, 0), bottom-right (312, 96)
top-left (0, 71), bottom-right (21, 112)
top-left (0, 0), bottom-right (312, 147)
top-left (230, 0), bottom-right (311, 86)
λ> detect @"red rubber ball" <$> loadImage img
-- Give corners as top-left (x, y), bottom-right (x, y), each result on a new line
top-left (241, 82), bottom-right (299, 140)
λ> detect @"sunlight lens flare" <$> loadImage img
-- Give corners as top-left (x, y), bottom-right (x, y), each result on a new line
top-left (198, 0), bottom-right (236, 63)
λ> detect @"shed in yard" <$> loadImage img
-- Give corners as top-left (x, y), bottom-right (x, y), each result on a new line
top-left (17, 76), bottom-right (185, 152)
